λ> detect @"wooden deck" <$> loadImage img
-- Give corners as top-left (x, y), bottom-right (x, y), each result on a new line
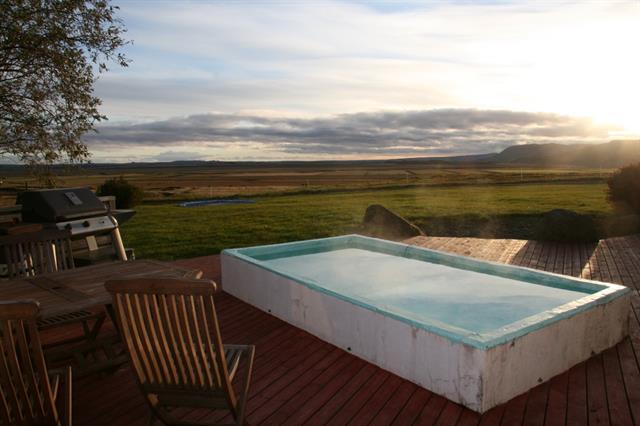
top-left (52, 235), bottom-right (640, 425)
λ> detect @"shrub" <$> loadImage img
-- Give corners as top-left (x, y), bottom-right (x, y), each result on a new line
top-left (535, 209), bottom-right (599, 242)
top-left (608, 163), bottom-right (640, 213)
top-left (97, 177), bottom-right (144, 209)
top-left (602, 214), bottom-right (640, 237)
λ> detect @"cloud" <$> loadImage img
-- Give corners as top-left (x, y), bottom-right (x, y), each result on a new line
top-left (85, 108), bottom-right (616, 160)
top-left (96, 0), bottom-right (640, 134)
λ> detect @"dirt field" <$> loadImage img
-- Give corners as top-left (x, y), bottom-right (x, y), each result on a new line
top-left (0, 163), bottom-right (611, 206)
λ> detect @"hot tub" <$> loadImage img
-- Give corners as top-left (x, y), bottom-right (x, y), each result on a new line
top-left (221, 235), bottom-right (630, 412)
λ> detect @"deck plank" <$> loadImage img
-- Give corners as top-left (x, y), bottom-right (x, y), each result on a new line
top-left (434, 402), bottom-right (464, 426)
top-left (522, 381), bottom-right (550, 426)
top-left (544, 371), bottom-right (569, 426)
top-left (45, 234), bottom-right (640, 425)
top-left (369, 381), bottom-right (417, 426)
top-left (602, 346), bottom-right (635, 426)
top-left (499, 392), bottom-right (529, 426)
top-left (456, 409), bottom-right (481, 426)
top-left (308, 363), bottom-right (379, 425)
top-left (413, 394), bottom-right (449, 425)
top-left (346, 374), bottom-right (404, 425)
top-left (247, 346), bottom-right (343, 424)
top-left (325, 369), bottom-right (390, 425)
top-left (391, 388), bottom-right (433, 426)
top-left (617, 339), bottom-right (640, 425)
top-left (266, 353), bottom-right (357, 425)
top-left (566, 362), bottom-right (589, 426)
top-left (476, 404), bottom-right (504, 426)
top-left (586, 354), bottom-right (610, 426)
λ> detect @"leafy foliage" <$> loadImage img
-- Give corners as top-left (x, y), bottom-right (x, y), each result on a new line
top-left (607, 163), bottom-right (640, 213)
top-left (535, 209), bottom-right (598, 242)
top-left (97, 177), bottom-right (144, 208)
top-left (0, 0), bottom-right (129, 169)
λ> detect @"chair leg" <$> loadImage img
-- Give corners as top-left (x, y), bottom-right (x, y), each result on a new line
top-left (235, 345), bottom-right (255, 426)
top-left (64, 366), bottom-right (72, 426)
top-left (82, 312), bottom-right (106, 341)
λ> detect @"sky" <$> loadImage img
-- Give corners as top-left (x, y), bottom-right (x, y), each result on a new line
top-left (86, 0), bottom-right (640, 162)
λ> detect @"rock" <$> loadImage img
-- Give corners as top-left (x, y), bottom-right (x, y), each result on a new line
top-left (362, 204), bottom-right (424, 240)
top-left (536, 209), bottom-right (598, 242)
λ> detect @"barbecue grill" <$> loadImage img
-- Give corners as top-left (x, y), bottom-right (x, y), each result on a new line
top-left (16, 187), bottom-right (134, 262)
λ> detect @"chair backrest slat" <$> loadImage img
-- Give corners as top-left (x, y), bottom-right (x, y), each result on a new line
top-left (105, 278), bottom-right (233, 399)
top-left (140, 295), bottom-right (173, 386)
top-left (4, 244), bottom-right (24, 277)
top-left (132, 294), bottom-right (163, 385)
top-left (169, 295), bottom-right (197, 387)
top-left (45, 240), bottom-right (56, 273)
top-left (0, 321), bottom-right (29, 420)
top-left (199, 296), bottom-right (223, 388)
top-left (0, 230), bottom-right (75, 279)
top-left (157, 294), bottom-right (189, 386)
top-left (0, 300), bottom-right (59, 425)
top-left (55, 237), bottom-right (74, 271)
top-left (2, 320), bottom-right (35, 420)
top-left (15, 320), bottom-right (45, 417)
top-left (149, 295), bottom-right (181, 386)
top-left (29, 241), bottom-right (41, 274)
top-left (208, 294), bottom-right (237, 408)
top-left (189, 295), bottom-right (214, 389)
top-left (177, 294), bottom-right (206, 388)
top-left (117, 293), bottom-right (151, 385)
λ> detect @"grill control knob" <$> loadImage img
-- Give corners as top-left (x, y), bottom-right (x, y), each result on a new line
top-left (82, 220), bottom-right (90, 228)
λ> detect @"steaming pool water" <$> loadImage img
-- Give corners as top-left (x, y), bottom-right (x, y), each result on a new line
top-left (265, 248), bottom-right (589, 334)
top-left (221, 235), bottom-right (630, 412)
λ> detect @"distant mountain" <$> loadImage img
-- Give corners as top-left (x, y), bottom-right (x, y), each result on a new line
top-left (365, 140), bottom-right (640, 168)
top-left (491, 140), bottom-right (640, 167)
top-left (0, 139), bottom-right (639, 173)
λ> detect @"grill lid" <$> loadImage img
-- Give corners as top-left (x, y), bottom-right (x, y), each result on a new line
top-left (18, 187), bottom-right (108, 222)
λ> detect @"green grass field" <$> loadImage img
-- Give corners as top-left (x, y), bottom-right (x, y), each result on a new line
top-left (121, 182), bottom-right (612, 260)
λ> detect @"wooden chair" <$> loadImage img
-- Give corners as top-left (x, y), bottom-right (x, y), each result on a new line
top-left (105, 277), bottom-right (255, 426)
top-left (0, 300), bottom-right (72, 426)
top-left (0, 230), bottom-right (106, 349)
top-left (0, 229), bottom-right (75, 278)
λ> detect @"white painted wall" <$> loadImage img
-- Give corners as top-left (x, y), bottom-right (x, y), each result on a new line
top-left (481, 295), bottom-right (629, 411)
top-left (221, 253), bottom-right (630, 413)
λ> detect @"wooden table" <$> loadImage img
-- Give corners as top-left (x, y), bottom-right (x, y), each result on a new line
top-left (0, 259), bottom-right (203, 318)
top-left (0, 260), bottom-right (203, 376)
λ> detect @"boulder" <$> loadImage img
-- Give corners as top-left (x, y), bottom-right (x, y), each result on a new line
top-left (362, 204), bottom-right (424, 240)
